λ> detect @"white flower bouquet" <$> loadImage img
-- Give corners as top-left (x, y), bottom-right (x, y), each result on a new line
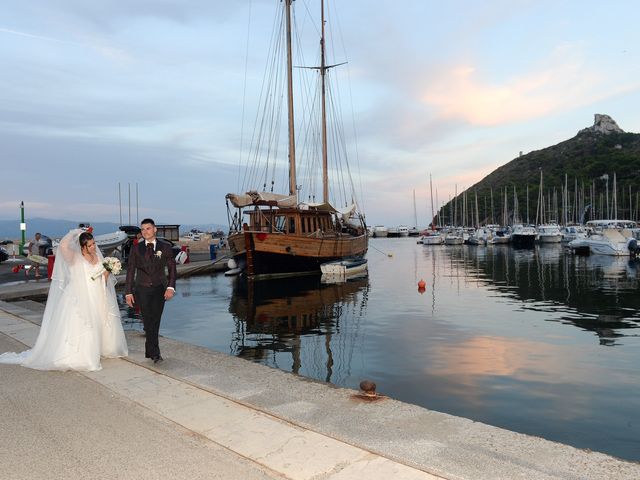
top-left (91, 257), bottom-right (122, 281)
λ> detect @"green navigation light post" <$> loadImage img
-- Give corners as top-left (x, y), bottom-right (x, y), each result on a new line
top-left (19, 201), bottom-right (26, 256)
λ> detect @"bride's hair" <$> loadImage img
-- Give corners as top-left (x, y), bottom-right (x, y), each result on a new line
top-left (79, 232), bottom-right (94, 250)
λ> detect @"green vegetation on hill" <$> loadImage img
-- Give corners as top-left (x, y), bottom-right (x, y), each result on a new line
top-left (438, 129), bottom-right (640, 226)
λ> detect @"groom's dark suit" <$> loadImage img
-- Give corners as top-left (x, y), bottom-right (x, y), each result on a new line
top-left (125, 239), bottom-right (177, 359)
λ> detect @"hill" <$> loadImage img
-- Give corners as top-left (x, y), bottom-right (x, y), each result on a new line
top-left (440, 114), bottom-right (640, 226)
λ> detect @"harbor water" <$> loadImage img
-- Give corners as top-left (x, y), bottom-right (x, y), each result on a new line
top-left (120, 238), bottom-right (640, 462)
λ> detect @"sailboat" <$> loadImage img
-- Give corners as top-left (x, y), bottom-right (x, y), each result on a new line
top-left (409, 189), bottom-right (420, 236)
top-left (225, 1), bottom-right (368, 279)
top-left (420, 174), bottom-right (442, 245)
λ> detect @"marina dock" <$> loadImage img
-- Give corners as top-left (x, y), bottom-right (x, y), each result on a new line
top-left (0, 253), bottom-right (228, 301)
top-left (2, 275), bottom-right (640, 479)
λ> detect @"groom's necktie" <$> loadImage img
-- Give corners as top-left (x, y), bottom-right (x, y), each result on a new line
top-left (146, 243), bottom-right (154, 259)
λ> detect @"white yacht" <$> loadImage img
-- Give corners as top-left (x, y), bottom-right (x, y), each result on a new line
top-left (387, 226), bottom-right (399, 237)
top-left (397, 225), bottom-right (410, 237)
top-left (487, 225), bottom-right (510, 244)
top-left (561, 224), bottom-right (587, 243)
top-left (511, 224), bottom-right (537, 248)
top-left (568, 220), bottom-right (638, 256)
top-left (420, 230), bottom-right (443, 245)
top-left (444, 227), bottom-right (464, 245)
top-left (537, 223), bottom-right (562, 243)
top-left (372, 225), bottom-right (388, 238)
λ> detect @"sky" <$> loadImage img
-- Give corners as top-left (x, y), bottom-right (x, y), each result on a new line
top-left (2, 0), bottom-right (640, 228)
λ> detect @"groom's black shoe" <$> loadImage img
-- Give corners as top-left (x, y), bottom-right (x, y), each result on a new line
top-left (152, 355), bottom-right (163, 364)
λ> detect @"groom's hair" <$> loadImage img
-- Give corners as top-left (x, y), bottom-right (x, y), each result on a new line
top-left (141, 218), bottom-right (155, 226)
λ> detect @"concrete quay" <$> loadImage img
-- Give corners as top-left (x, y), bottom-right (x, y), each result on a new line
top-left (2, 291), bottom-right (640, 480)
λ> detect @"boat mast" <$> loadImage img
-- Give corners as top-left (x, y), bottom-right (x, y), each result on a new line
top-left (285, 0), bottom-right (297, 196)
top-left (413, 189), bottom-right (417, 229)
top-left (320, 0), bottom-right (329, 203)
top-left (429, 174), bottom-right (435, 230)
top-left (475, 190), bottom-right (479, 228)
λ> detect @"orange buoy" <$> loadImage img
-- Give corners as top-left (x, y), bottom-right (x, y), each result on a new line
top-left (417, 279), bottom-right (426, 289)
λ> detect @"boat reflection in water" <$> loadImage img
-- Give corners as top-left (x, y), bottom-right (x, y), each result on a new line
top-left (440, 244), bottom-right (640, 346)
top-left (228, 275), bottom-right (369, 383)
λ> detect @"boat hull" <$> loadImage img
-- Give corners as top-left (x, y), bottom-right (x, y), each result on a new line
top-left (511, 234), bottom-right (536, 249)
top-left (444, 236), bottom-right (463, 245)
top-left (320, 258), bottom-right (367, 276)
top-left (538, 234), bottom-right (562, 243)
top-left (228, 230), bottom-right (368, 279)
top-left (420, 234), bottom-right (443, 245)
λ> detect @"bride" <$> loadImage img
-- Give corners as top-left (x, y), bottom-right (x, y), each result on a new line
top-left (0, 229), bottom-right (128, 371)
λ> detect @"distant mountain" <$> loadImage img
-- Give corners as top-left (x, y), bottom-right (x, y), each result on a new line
top-left (439, 114), bottom-right (640, 225)
top-left (0, 218), bottom-right (228, 241)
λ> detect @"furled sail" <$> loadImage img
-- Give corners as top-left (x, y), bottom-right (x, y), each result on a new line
top-left (226, 191), bottom-right (298, 208)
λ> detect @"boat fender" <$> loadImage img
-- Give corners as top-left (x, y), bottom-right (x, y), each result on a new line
top-left (628, 238), bottom-right (639, 254)
top-left (175, 251), bottom-right (188, 265)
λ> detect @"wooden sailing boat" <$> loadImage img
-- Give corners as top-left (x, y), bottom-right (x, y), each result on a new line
top-left (225, 0), bottom-right (368, 279)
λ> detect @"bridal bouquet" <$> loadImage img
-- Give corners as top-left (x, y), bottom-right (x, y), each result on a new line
top-left (91, 257), bottom-right (122, 281)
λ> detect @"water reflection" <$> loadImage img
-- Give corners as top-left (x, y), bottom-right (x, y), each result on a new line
top-left (228, 275), bottom-right (369, 383)
top-left (438, 245), bottom-right (640, 346)
top-left (117, 240), bottom-right (640, 461)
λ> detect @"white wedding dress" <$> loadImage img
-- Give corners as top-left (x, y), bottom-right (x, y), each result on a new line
top-left (0, 229), bottom-right (128, 371)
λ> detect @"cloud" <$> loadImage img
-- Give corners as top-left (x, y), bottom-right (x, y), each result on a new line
top-left (420, 44), bottom-right (639, 127)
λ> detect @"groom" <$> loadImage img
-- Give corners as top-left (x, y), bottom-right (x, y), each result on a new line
top-left (125, 218), bottom-right (177, 363)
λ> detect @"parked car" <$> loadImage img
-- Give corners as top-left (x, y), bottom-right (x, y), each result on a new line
top-left (0, 246), bottom-right (8, 263)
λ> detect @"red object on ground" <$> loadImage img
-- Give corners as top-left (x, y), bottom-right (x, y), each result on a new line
top-left (47, 255), bottom-right (55, 280)
top-left (180, 245), bottom-right (190, 263)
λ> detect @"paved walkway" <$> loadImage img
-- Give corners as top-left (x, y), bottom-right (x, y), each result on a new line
top-left (0, 302), bottom-right (442, 480)
top-left (1, 296), bottom-right (640, 479)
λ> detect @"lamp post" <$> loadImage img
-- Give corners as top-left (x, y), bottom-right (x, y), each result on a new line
top-left (19, 201), bottom-right (26, 255)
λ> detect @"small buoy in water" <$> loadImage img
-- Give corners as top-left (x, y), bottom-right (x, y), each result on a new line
top-left (418, 279), bottom-right (426, 289)
top-left (387, 253), bottom-right (393, 257)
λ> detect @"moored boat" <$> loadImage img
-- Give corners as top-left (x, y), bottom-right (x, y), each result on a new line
top-left (320, 257), bottom-right (368, 276)
top-left (397, 225), bottom-right (410, 237)
top-left (387, 226), bottom-right (400, 237)
top-left (487, 225), bottom-right (511, 244)
top-left (568, 220), bottom-right (638, 256)
top-left (420, 231), bottom-right (443, 245)
top-left (225, 0), bottom-right (367, 279)
top-left (511, 224), bottom-right (537, 248)
top-left (561, 224), bottom-right (587, 243)
top-left (444, 227), bottom-right (464, 245)
top-left (537, 223), bottom-right (562, 243)
top-left (372, 225), bottom-right (388, 238)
